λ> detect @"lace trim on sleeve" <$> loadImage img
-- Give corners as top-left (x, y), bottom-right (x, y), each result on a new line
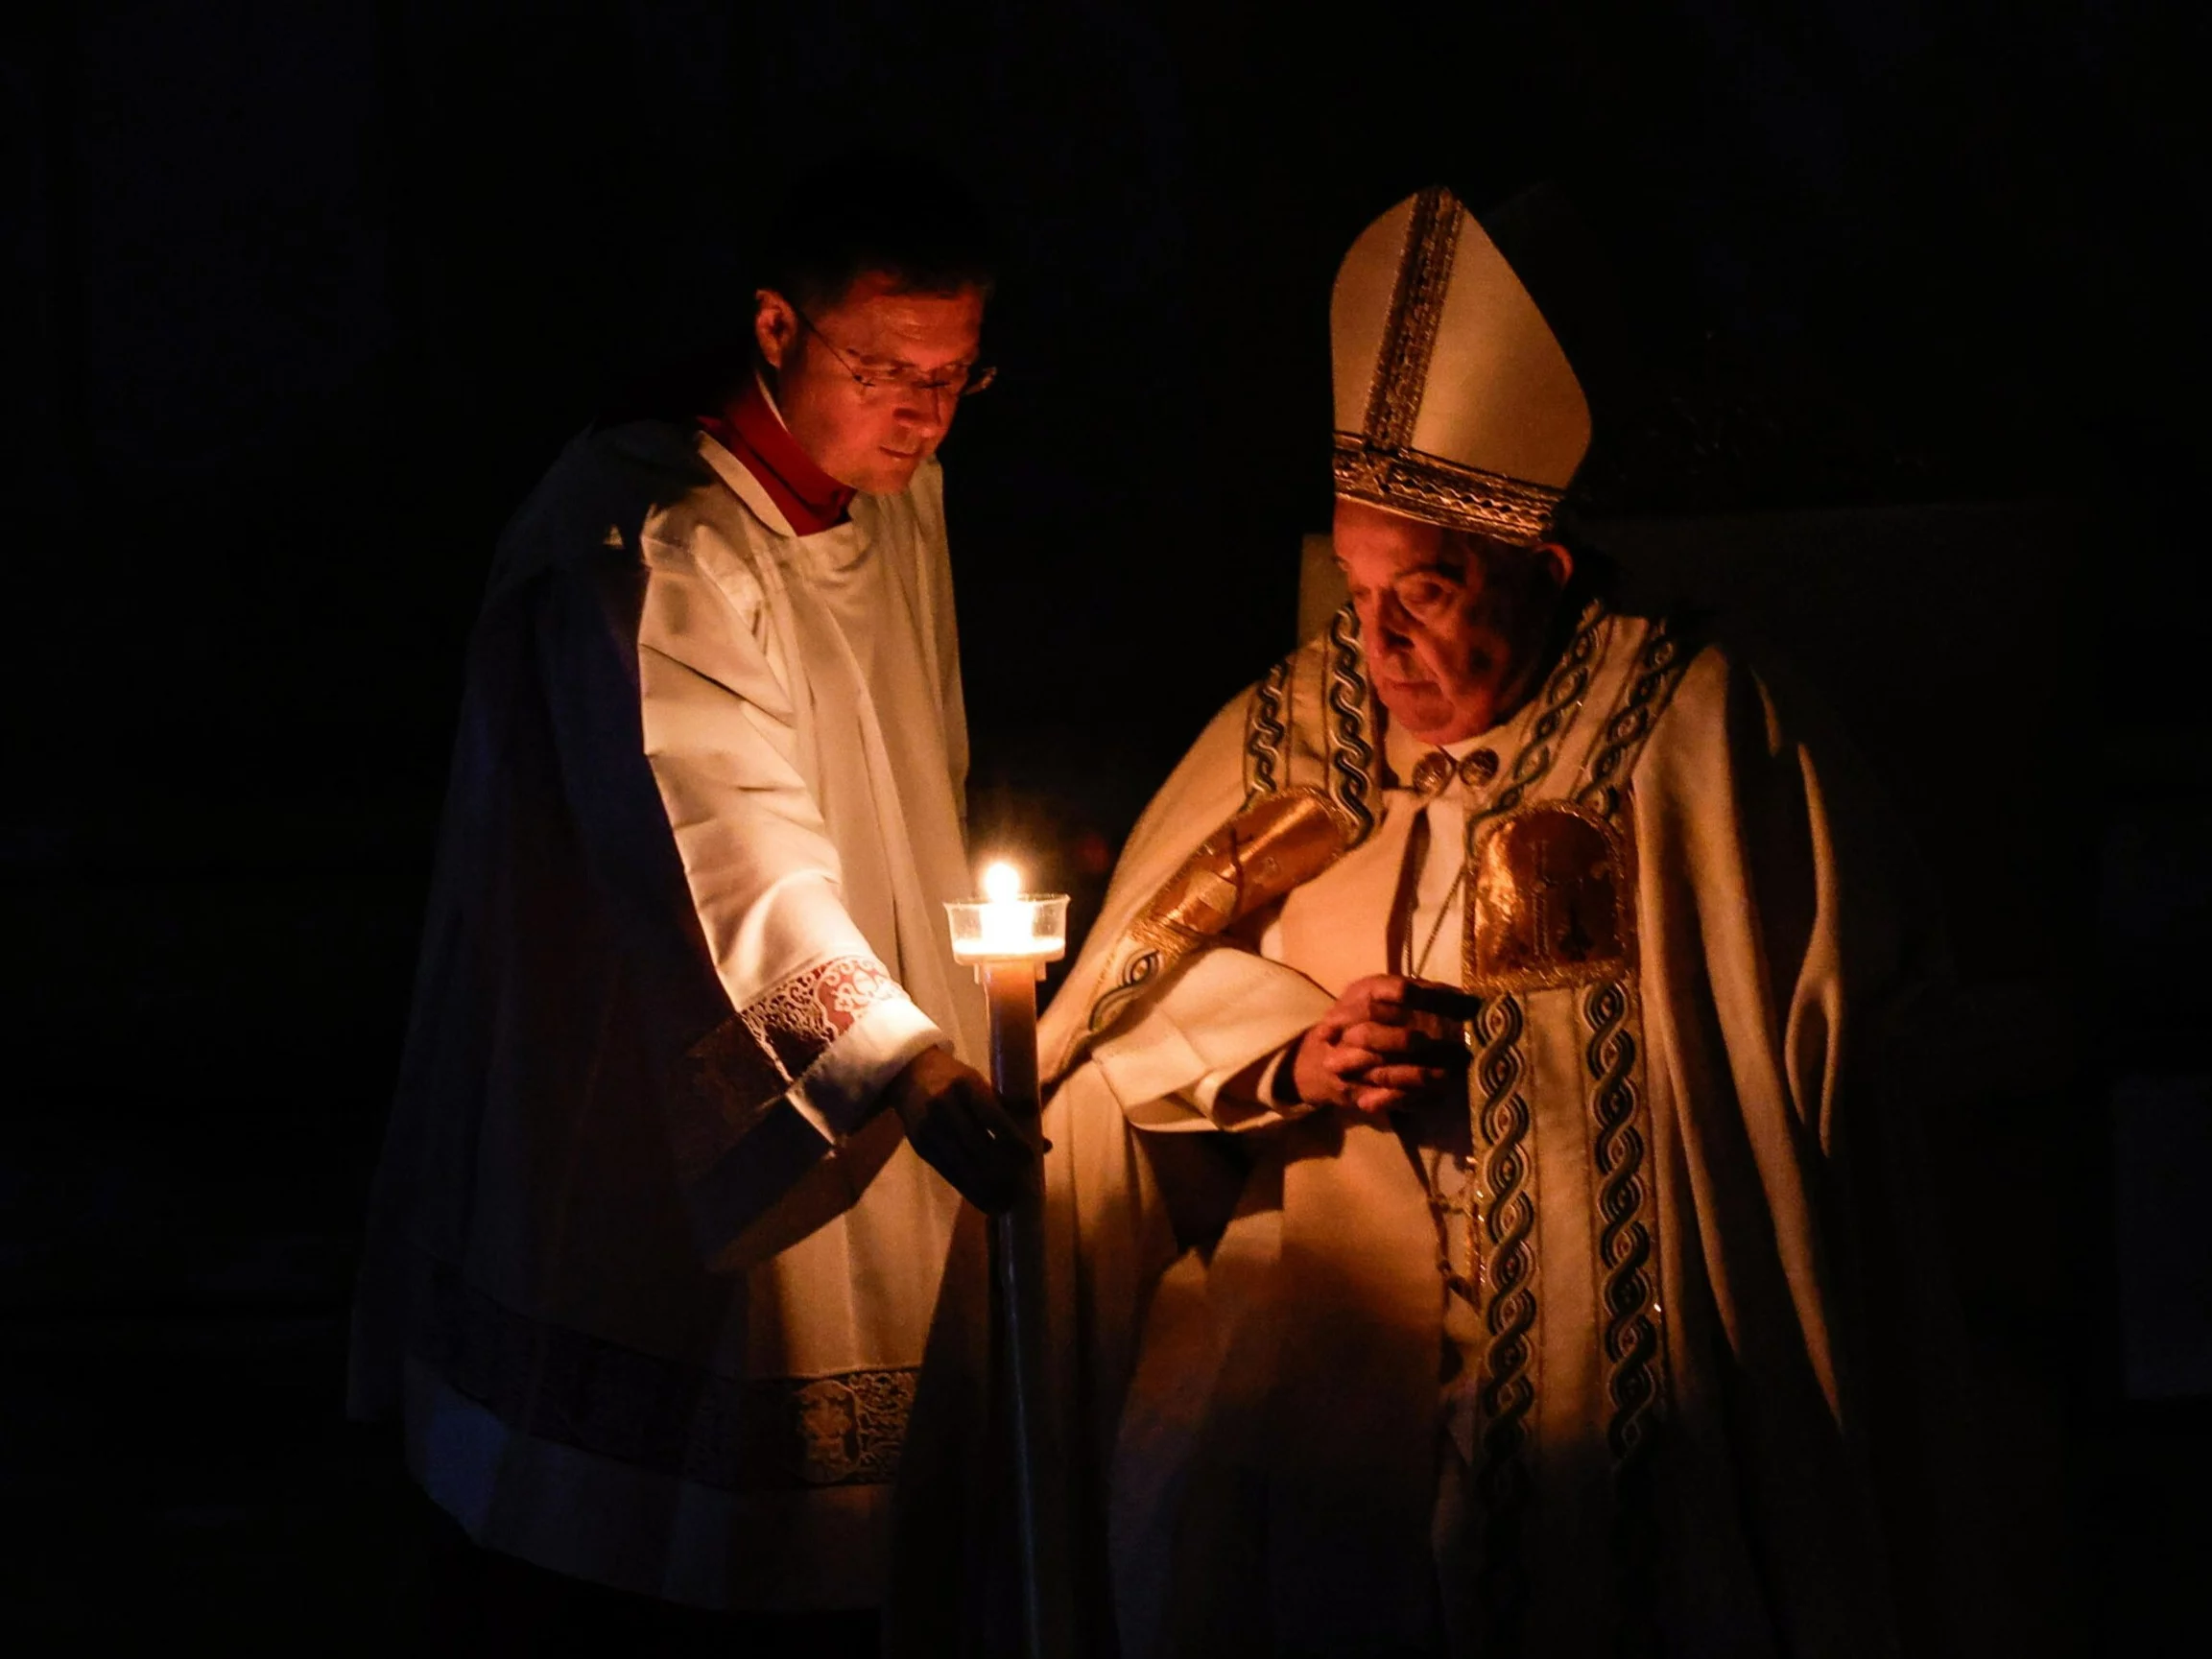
top-left (675, 956), bottom-right (902, 1174)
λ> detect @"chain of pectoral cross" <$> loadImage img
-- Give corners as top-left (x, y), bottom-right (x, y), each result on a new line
top-left (1399, 809), bottom-right (1467, 984)
top-left (1423, 1179), bottom-right (1483, 1309)
top-left (1408, 865), bottom-right (1467, 983)
top-left (1393, 807), bottom-right (1483, 1307)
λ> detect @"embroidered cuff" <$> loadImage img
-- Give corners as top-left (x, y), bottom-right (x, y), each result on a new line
top-left (678, 955), bottom-right (940, 1173)
top-left (788, 993), bottom-right (943, 1140)
top-left (743, 953), bottom-right (942, 1140)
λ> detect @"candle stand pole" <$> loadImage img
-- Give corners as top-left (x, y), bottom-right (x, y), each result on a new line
top-left (946, 877), bottom-right (1071, 1659)
top-left (978, 954), bottom-right (1070, 1659)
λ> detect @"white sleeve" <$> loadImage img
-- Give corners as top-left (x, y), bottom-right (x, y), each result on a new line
top-left (1086, 946), bottom-right (1334, 1133)
top-left (636, 534), bottom-right (941, 1149)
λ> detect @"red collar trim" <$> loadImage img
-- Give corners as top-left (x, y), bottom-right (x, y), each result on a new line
top-left (698, 376), bottom-right (855, 534)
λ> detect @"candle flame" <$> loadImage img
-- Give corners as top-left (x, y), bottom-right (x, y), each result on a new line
top-left (982, 861), bottom-right (1022, 903)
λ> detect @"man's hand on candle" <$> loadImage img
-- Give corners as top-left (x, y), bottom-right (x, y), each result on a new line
top-left (1289, 974), bottom-right (1473, 1118)
top-left (881, 1048), bottom-right (1037, 1213)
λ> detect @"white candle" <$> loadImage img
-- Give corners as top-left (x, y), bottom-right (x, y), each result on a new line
top-left (940, 858), bottom-right (1074, 1654)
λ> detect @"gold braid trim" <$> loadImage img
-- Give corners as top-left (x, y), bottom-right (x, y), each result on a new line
top-left (1364, 187), bottom-right (1463, 450)
top-left (1333, 435), bottom-right (1564, 547)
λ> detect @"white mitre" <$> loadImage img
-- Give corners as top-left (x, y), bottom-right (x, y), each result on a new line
top-left (1331, 186), bottom-right (1591, 547)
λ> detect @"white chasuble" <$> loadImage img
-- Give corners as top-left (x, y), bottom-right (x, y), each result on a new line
top-left (351, 420), bottom-right (983, 1613)
top-left (892, 596), bottom-right (1989, 1659)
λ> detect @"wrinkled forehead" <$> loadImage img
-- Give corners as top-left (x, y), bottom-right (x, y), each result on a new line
top-left (1332, 497), bottom-right (1454, 571)
top-left (1332, 497), bottom-right (1533, 588)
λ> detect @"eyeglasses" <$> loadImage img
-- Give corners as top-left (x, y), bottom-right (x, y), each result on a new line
top-left (791, 307), bottom-right (998, 404)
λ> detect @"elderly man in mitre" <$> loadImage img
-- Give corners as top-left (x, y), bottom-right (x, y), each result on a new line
top-left (350, 160), bottom-right (1033, 1648)
top-left (902, 188), bottom-right (1987, 1658)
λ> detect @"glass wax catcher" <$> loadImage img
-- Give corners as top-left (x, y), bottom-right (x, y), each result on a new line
top-left (944, 893), bottom-right (1069, 965)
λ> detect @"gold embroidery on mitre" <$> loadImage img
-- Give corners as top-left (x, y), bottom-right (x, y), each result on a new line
top-left (1364, 187), bottom-right (1463, 451)
top-left (1330, 184), bottom-right (1588, 547)
top-left (1340, 186), bottom-right (1563, 545)
top-left (1331, 437), bottom-right (1564, 546)
top-left (1464, 800), bottom-right (1636, 995)
top-left (1130, 787), bottom-right (1360, 953)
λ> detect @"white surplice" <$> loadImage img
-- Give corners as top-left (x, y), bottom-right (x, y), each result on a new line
top-left (350, 418), bottom-right (985, 1611)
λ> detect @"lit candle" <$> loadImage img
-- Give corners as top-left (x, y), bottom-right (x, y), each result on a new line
top-left (941, 861), bottom-right (1073, 1656)
top-left (948, 861), bottom-right (1068, 965)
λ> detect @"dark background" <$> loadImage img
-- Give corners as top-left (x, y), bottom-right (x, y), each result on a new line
top-left (3, 1), bottom-right (2204, 1651)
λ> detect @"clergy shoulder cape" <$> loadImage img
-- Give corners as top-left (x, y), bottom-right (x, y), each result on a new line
top-left (893, 593), bottom-right (1986, 1658)
top-left (349, 418), bottom-right (986, 1611)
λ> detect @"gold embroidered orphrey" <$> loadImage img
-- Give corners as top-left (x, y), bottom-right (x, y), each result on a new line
top-left (1464, 799), bottom-right (1637, 997)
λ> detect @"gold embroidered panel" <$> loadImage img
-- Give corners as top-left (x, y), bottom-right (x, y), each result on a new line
top-left (1130, 788), bottom-right (1358, 952)
top-left (1465, 801), bottom-right (1636, 995)
top-left (1081, 787), bottom-right (1361, 1050)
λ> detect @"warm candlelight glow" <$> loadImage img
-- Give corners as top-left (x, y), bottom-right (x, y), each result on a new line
top-left (945, 862), bottom-right (1069, 966)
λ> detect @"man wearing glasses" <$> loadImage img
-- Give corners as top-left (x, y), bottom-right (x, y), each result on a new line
top-left (350, 160), bottom-right (1028, 1652)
